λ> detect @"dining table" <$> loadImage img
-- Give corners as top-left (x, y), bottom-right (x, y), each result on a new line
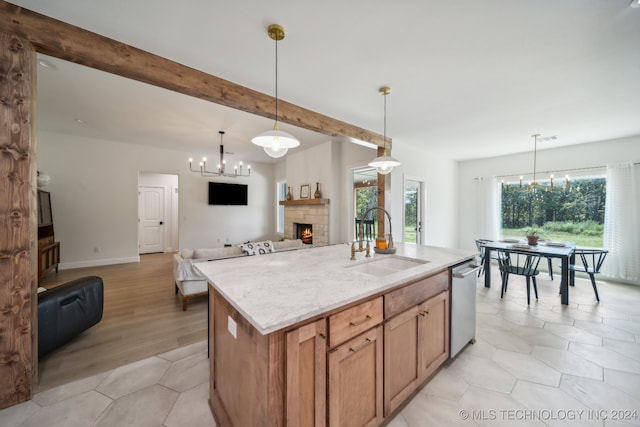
top-left (479, 239), bottom-right (576, 305)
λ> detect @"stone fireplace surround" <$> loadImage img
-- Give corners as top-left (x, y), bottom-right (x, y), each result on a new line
top-left (282, 199), bottom-right (329, 246)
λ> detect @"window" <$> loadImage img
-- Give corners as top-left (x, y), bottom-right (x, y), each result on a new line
top-left (277, 181), bottom-right (287, 234)
top-left (501, 175), bottom-right (606, 246)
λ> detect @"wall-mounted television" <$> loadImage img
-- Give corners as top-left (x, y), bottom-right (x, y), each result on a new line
top-left (208, 182), bottom-right (248, 206)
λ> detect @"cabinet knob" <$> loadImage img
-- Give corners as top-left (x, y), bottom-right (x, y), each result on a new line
top-left (319, 333), bottom-right (326, 340)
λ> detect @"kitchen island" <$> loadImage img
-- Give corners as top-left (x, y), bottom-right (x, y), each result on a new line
top-left (198, 243), bottom-right (477, 427)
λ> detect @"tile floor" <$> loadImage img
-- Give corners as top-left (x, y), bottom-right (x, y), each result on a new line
top-left (2, 272), bottom-right (640, 426)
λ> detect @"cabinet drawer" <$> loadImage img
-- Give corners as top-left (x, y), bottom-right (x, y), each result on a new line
top-left (384, 271), bottom-right (448, 319)
top-left (329, 297), bottom-right (383, 348)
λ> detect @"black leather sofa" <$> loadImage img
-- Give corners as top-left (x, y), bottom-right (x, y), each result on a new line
top-left (38, 276), bottom-right (104, 358)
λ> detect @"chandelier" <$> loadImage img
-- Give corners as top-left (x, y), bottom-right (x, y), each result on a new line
top-left (368, 86), bottom-right (401, 175)
top-left (501, 134), bottom-right (570, 192)
top-left (189, 131), bottom-right (250, 177)
top-left (251, 24), bottom-right (300, 158)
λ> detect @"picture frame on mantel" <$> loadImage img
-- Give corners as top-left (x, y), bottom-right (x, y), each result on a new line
top-left (300, 184), bottom-right (310, 199)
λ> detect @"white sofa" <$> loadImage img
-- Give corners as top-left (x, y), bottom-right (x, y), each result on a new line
top-left (173, 239), bottom-right (305, 310)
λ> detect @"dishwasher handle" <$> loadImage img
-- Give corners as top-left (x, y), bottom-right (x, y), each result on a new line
top-left (452, 265), bottom-right (481, 278)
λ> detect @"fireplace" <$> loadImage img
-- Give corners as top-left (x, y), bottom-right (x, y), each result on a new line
top-left (282, 199), bottom-right (329, 246)
top-left (296, 223), bottom-right (313, 245)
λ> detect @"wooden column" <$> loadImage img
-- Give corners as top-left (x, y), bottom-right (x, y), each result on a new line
top-left (0, 32), bottom-right (37, 409)
top-left (376, 146), bottom-right (386, 237)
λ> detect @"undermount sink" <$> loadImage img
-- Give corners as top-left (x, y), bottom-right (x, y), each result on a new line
top-left (346, 256), bottom-right (430, 276)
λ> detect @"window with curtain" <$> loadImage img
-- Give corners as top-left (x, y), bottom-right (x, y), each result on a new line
top-left (601, 163), bottom-right (640, 283)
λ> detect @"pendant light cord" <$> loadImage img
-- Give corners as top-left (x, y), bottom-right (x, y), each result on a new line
top-left (274, 35), bottom-right (279, 128)
top-left (383, 91), bottom-right (387, 154)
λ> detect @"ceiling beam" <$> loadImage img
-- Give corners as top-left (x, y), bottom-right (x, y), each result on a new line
top-left (0, 1), bottom-right (391, 149)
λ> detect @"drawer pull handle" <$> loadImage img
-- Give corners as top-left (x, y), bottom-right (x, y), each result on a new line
top-left (319, 333), bottom-right (326, 340)
top-left (422, 310), bottom-right (430, 315)
top-left (350, 315), bottom-right (372, 327)
top-left (349, 338), bottom-right (372, 353)
top-left (418, 312), bottom-right (425, 317)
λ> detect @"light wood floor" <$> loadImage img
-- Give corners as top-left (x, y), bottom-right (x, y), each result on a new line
top-left (36, 252), bottom-right (208, 392)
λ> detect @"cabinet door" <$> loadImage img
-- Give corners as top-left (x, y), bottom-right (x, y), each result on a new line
top-left (286, 319), bottom-right (327, 427)
top-left (328, 326), bottom-right (383, 427)
top-left (383, 305), bottom-right (421, 416)
top-left (418, 290), bottom-right (450, 381)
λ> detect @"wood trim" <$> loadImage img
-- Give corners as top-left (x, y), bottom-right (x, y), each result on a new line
top-left (279, 198), bottom-right (329, 206)
top-left (0, 1), bottom-right (391, 149)
top-left (0, 31), bottom-right (37, 409)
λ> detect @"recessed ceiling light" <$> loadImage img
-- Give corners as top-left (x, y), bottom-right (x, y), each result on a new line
top-left (74, 118), bottom-right (87, 124)
top-left (38, 59), bottom-right (58, 70)
top-left (631, 0), bottom-right (640, 8)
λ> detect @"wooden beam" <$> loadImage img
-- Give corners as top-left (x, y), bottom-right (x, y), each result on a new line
top-left (0, 31), bottom-right (37, 409)
top-left (0, 1), bottom-right (392, 149)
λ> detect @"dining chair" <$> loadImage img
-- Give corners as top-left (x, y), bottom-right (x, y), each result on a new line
top-left (475, 239), bottom-right (500, 277)
top-left (496, 248), bottom-right (542, 305)
top-left (567, 248), bottom-right (608, 302)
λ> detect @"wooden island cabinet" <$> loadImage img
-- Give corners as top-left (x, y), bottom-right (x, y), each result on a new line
top-left (202, 244), bottom-right (476, 427)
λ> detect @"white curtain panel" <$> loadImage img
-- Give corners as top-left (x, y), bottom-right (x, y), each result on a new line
top-left (602, 162), bottom-right (640, 284)
top-left (477, 177), bottom-right (501, 241)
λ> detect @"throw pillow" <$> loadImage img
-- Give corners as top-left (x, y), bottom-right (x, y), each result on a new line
top-left (238, 240), bottom-right (275, 256)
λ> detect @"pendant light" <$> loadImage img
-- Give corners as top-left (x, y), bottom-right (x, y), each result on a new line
top-left (251, 24), bottom-right (300, 158)
top-left (368, 86), bottom-right (401, 175)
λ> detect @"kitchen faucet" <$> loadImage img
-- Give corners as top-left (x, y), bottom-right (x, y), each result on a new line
top-left (351, 206), bottom-right (394, 260)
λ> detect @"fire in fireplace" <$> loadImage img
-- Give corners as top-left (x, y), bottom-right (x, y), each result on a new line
top-left (296, 223), bottom-right (313, 245)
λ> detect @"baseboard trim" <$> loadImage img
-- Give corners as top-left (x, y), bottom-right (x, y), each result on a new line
top-left (59, 256), bottom-right (140, 270)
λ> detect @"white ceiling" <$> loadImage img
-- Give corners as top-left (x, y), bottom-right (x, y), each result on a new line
top-left (13, 0), bottom-right (640, 163)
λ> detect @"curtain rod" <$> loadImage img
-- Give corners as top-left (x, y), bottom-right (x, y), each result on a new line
top-left (495, 165), bottom-right (606, 179)
top-left (474, 162), bottom-right (640, 181)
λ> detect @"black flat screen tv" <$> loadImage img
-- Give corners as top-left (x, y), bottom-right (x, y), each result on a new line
top-left (208, 182), bottom-right (248, 205)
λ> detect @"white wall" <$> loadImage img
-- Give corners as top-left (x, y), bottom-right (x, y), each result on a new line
top-left (457, 135), bottom-right (640, 251)
top-left (275, 139), bottom-right (376, 244)
top-left (389, 140), bottom-right (459, 248)
top-left (37, 131), bottom-right (273, 268)
top-left (37, 129), bottom-right (464, 268)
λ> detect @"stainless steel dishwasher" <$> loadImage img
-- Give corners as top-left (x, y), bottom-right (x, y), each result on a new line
top-left (451, 261), bottom-right (480, 357)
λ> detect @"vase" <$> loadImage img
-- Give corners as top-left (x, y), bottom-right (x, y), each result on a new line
top-left (286, 186), bottom-right (292, 201)
top-left (314, 182), bottom-right (321, 199)
top-left (37, 173), bottom-right (51, 188)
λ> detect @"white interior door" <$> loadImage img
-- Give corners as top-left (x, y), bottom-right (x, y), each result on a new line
top-left (139, 186), bottom-right (165, 254)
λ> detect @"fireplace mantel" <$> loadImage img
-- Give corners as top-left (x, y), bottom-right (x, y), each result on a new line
top-left (279, 199), bottom-right (329, 206)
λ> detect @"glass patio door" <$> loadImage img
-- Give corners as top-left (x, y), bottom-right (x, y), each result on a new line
top-left (404, 178), bottom-right (424, 244)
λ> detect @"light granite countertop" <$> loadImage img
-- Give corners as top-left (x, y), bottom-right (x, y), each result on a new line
top-left (197, 243), bottom-right (477, 335)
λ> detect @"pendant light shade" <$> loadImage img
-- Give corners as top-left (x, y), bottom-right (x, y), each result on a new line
top-left (368, 156), bottom-right (401, 175)
top-left (368, 86), bottom-right (401, 175)
top-left (252, 24), bottom-right (300, 158)
top-left (251, 126), bottom-right (300, 159)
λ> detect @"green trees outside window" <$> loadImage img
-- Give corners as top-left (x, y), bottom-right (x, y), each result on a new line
top-left (501, 177), bottom-right (606, 246)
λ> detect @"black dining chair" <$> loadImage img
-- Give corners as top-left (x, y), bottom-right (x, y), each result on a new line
top-left (568, 248), bottom-right (608, 302)
top-left (496, 248), bottom-right (543, 305)
top-left (475, 239), bottom-right (500, 277)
